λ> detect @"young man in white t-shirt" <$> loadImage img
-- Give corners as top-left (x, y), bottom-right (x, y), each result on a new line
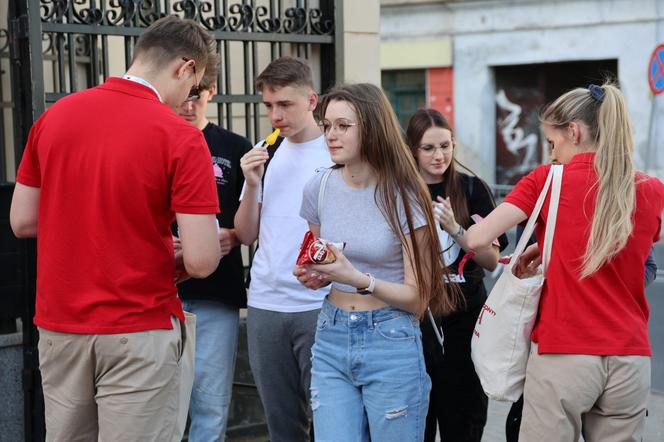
top-left (234, 56), bottom-right (331, 442)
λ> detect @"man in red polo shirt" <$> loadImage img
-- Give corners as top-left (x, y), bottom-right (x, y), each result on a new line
top-left (9, 16), bottom-right (221, 442)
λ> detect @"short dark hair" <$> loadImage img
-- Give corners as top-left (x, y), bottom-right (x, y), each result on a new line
top-left (198, 53), bottom-right (220, 91)
top-left (198, 74), bottom-right (216, 92)
top-left (255, 56), bottom-right (314, 92)
top-left (132, 16), bottom-right (217, 76)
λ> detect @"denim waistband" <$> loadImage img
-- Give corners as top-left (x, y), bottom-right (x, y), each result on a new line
top-left (320, 297), bottom-right (416, 327)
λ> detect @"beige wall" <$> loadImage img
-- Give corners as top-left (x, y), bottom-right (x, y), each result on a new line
top-left (380, 38), bottom-right (452, 70)
top-left (339, 0), bottom-right (381, 85)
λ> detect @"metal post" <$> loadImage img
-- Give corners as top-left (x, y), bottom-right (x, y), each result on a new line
top-left (333, 0), bottom-right (344, 85)
top-left (320, 0), bottom-right (339, 92)
top-left (9, 0), bottom-right (45, 439)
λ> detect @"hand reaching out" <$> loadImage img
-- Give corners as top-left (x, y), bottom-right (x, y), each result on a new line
top-left (512, 243), bottom-right (541, 279)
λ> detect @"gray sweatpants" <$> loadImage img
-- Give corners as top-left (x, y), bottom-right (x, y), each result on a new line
top-left (247, 306), bottom-right (319, 442)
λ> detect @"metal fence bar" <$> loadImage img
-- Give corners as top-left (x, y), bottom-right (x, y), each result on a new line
top-left (42, 22), bottom-right (333, 43)
top-left (250, 0), bottom-right (259, 143)
top-left (0, 46), bottom-right (6, 182)
top-left (0, 28), bottom-right (9, 182)
top-left (55, 34), bottom-right (65, 93)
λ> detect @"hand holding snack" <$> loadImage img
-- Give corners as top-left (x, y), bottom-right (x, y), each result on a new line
top-left (239, 128), bottom-right (281, 187)
top-left (302, 242), bottom-right (366, 288)
top-left (295, 231), bottom-right (368, 288)
top-left (296, 230), bottom-right (345, 265)
top-left (293, 265), bottom-right (330, 290)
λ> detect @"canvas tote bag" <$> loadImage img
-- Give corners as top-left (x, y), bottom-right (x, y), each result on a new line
top-left (470, 164), bottom-right (562, 402)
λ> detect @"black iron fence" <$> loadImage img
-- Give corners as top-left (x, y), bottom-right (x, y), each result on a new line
top-left (14, 0), bottom-right (337, 141)
top-left (0, 27), bottom-right (11, 183)
top-left (2, 1), bottom-right (339, 439)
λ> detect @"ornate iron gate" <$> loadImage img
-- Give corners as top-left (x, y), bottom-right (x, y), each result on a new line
top-left (10, 0), bottom-right (337, 142)
top-left (4, 1), bottom-right (338, 439)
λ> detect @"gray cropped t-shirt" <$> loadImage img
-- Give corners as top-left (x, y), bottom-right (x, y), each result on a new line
top-left (300, 167), bottom-right (427, 292)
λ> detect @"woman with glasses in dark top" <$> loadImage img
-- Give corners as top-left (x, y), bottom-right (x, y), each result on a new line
top-left (406, 108), bottom-right (508, 442)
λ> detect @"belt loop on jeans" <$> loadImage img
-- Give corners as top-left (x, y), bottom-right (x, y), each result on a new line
top-left (367, 310), bottom-right (374, 329)
top-left (330, 304), bottom-right (338, 326)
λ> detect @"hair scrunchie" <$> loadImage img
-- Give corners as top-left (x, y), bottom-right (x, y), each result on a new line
top-left (588, 84), bottom-right (605, 103)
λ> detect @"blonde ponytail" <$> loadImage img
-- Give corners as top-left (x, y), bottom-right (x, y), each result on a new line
top-left (540, 82), bottom-right (635, 278)
top-left (581, 84), bottom-right (635, 277)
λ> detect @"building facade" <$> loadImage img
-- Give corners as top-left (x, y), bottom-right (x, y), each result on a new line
top-left (381, 0), bottom-right (664, 187)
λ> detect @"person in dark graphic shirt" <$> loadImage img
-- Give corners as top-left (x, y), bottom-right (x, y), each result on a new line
top-left (173, 71), bottom-right (252, 442)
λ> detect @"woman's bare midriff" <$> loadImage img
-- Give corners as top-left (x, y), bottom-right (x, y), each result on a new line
top-left (327, 286), bottom-right (390, 311)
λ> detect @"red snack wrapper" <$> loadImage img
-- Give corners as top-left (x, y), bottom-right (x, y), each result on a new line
top-left (296, 230), bottom-right (345, 265)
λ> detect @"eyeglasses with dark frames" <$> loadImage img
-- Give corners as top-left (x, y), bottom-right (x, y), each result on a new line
top-left (181, 57), bottom-right (200, 102)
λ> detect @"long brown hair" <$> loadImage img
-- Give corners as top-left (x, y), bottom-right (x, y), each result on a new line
top-left (319, 84), bottom-right (459, 317)
top-left (406, 108), bottom-right (482, 229)
top-left (540, 82), bottom-right (635, 277)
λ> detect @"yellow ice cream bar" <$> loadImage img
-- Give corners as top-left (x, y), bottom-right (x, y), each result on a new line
top-left (265, 128), bottom-right (281, 146)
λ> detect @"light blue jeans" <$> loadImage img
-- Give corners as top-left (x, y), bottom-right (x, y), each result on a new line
top-left (310, 298), bottom-right (431, 442)
top-left (181, 300), bottom-right (240, 442)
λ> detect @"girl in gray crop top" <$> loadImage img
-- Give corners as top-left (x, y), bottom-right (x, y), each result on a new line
top-left (300, 167), bottom-right (426, 293)
top-left (293, 83), bottom-right (460, 442)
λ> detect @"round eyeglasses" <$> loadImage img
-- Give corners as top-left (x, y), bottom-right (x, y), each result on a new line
top-left (318, 120), bottom-right (357, 135)
top-left (418, 143), bottom-right (453, 155)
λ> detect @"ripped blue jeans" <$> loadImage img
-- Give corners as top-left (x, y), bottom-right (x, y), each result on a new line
top-left (310, 298), bottom-right (431, 442)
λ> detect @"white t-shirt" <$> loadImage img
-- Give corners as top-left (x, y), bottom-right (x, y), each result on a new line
top-left (242, 135), bottom-right (332, 312)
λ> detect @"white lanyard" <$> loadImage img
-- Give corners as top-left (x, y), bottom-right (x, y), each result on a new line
top-left (122, 74), bottom-right (163, 102)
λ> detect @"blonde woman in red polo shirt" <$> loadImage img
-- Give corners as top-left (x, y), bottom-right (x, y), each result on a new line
top-left (460, 82), bottom-right (664, 442)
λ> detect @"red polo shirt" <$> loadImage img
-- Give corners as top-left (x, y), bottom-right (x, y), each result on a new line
top-left (504, 153), bottom-right (664, 356)
top-left (16, 78), bottom-right (219, 334)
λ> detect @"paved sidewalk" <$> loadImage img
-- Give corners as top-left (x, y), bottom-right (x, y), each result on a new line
top-left (226, 391), bottom-right (664, 441)
top-left (481, 391), bottom-right (664, 442)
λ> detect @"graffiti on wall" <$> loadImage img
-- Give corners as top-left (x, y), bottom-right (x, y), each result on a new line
top-left (495, 88), bottom-right (544, 185)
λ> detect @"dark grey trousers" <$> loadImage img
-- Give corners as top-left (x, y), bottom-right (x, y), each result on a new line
top-left (247, 306), bottom-right (319, 442)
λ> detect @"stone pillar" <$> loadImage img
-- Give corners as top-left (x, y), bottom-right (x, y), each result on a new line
top-left (335, 0), bottom-right (381, 85)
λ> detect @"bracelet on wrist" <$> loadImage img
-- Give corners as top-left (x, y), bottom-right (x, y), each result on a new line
top-left (356, 273), bottom-right (376, 295)
top-left (450, 224), bottom-right (465, 239)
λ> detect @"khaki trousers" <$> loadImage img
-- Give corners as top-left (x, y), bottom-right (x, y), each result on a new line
top-left (38, 314), bottom-right (196, 442)
top-left (519, 342), bottom-right (650, 442)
